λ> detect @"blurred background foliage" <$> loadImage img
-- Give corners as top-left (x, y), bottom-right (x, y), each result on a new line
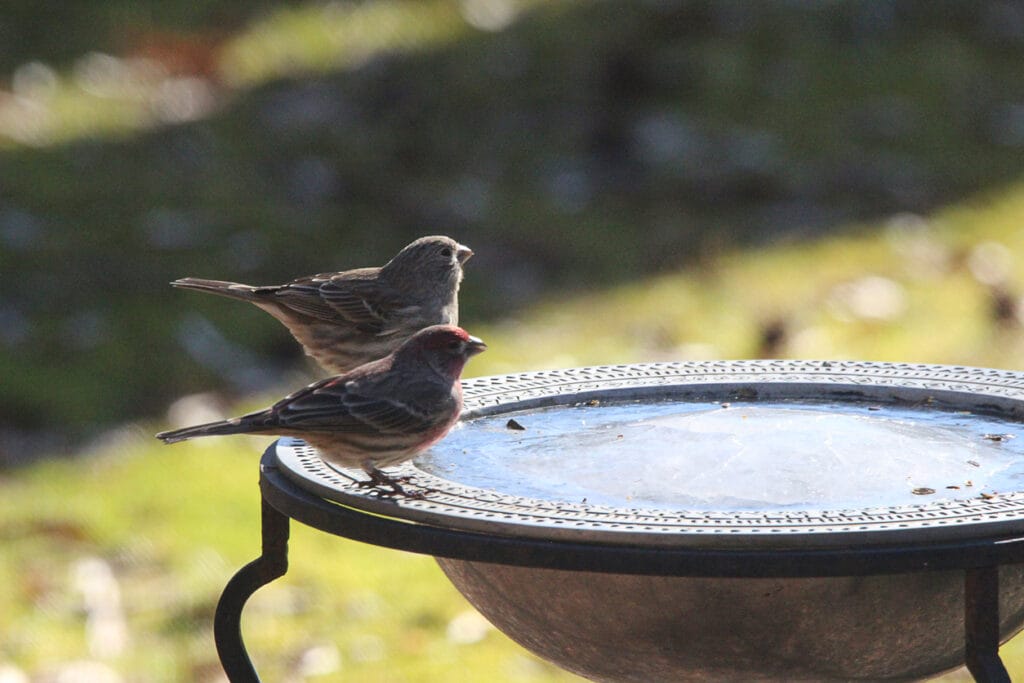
top-left (3, 0), bottom-right (1024, 456)
top-left (4, 0), bottom-right (1024, 680)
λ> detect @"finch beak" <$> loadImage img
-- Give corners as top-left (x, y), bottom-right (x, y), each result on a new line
top-left (465, 335), bottom-right (487, 357)
top-left (456, 244), bottom-right (474, 264)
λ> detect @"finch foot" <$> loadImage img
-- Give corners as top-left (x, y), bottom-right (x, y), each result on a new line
top-left (358, 468), bottom-right (430, 499)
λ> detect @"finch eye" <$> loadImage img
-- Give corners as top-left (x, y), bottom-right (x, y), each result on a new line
top-left (440, 247), bottom-right (452, 258)
top-left (447, 339), bottom-right (462, 350)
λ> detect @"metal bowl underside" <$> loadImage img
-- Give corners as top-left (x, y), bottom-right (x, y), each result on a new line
top-left (434, 560), bottom-right (1024, 683)
top-left (272, 361), bottom-right (1024, 682)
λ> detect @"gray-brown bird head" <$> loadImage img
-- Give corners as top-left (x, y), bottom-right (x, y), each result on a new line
top-left (381, 235), bottom-right (473, 293)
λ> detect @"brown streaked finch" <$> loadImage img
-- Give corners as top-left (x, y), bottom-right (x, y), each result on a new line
top-left (157, 325), bottom-right (486, 495)
top-left (171, 235), bottom-right (472, 374)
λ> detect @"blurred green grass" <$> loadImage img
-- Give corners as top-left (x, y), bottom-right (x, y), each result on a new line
top-left (0, 438), bottom-right (580, 681)
top-left (479, 182), bottom-right (1024, 376)
top-left (3, 0), bottom-right (1024, 444)
top-left (5, 181), bottom-right (1024, 679)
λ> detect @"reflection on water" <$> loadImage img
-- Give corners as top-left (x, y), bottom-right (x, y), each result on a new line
top-left (418, 400), bottom-right (1024, 511)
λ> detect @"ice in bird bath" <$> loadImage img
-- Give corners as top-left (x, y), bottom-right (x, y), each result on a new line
top-left (418, 400), bottom-right (1024, 511)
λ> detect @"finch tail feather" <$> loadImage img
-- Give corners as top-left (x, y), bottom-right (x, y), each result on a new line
top-left (171, 277), bottom-right (263, 302)
top-left (156, 418), bottom-right (256, 444)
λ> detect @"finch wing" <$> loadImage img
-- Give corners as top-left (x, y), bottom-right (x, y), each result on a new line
top-left (317, 277), bottom-right (418, 334)
top-left (257, 270), bottom-right (373, 323)
top-left (267, 283), bottom-right (339, 321)
top-left (340, 393), bottom-right (439, 434)
top-left (270, 376), bottom-right (437, 435)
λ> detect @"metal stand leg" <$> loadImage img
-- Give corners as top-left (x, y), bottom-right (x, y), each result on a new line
top-left (215, 497), bottom-right (290, 682)
top-left (965, 566), bottom-right (1010, 683)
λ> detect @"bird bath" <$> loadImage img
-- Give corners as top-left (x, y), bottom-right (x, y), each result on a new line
top-left (218, 361), bottom-right (1024, 682)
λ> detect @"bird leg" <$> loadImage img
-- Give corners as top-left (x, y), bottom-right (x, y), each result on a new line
top-left (358, 466), bottom-right (426, 499)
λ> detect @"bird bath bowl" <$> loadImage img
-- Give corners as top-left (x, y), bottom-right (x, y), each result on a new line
top-left (230, 362), bottom-right (1024, 682)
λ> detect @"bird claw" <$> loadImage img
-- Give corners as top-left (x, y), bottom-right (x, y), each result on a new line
top-left (379, 487), bottom-right (430, 500)
top-left (358, 469), bottom-right (430, 499)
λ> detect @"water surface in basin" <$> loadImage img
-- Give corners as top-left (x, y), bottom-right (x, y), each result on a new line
top-left (418, 400), bottom-right (1024, 511)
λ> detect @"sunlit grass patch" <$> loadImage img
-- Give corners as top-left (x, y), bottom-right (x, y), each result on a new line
top-left (0, 0), bottom-right (547, 149)
top-left (471, 181), bottom-right (1024, 379)
top-left (0, 435), bottom-right (580, 680)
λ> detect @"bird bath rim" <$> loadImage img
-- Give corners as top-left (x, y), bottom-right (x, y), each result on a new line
top-left (273, 360), bottom-right (1024, 550)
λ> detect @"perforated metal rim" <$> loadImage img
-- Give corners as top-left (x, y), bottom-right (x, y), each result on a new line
top-left (272, 360), bottom-right (1024, 549)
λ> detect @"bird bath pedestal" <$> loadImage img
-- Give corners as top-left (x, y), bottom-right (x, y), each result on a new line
top-left (214, 361), bottom-right (1024, 682)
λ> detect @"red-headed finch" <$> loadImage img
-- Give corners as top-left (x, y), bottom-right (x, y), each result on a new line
top-left (171, 235), bottom-right (472, 374)
top-left (157, 325), bottom-right (486, 495)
